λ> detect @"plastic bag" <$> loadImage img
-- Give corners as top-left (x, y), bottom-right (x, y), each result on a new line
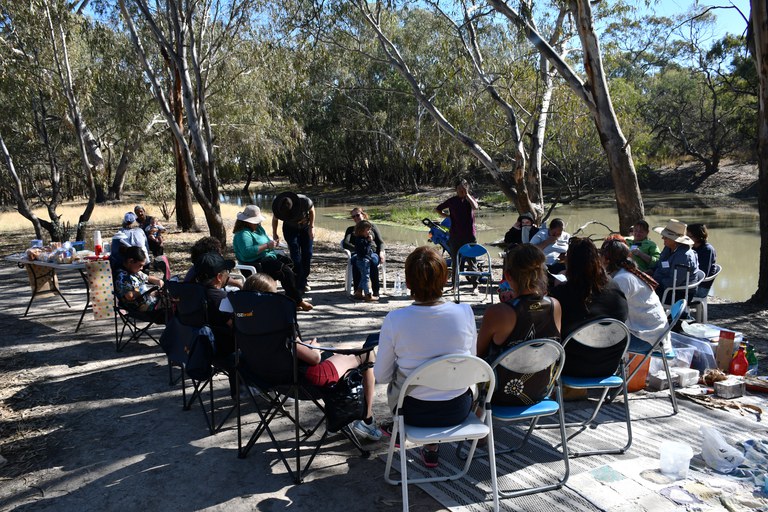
top-left (700, 426), bottom-right (745, 473)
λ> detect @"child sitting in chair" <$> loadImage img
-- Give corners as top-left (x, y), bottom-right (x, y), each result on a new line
top-left (350, 220), bottom-right (380, 302)
top-left (145, 216), bottom-right (165, 257)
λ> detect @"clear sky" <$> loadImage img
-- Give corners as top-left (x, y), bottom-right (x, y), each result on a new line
top-left (641, 0), bottom-right (750, 39)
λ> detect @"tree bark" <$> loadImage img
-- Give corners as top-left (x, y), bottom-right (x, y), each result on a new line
top-left (0, 134), bottom-right (47, 239)
top-left (488, 0), bottom-right (644, 233)
top-left (748, 0), bottom-right (768, 304)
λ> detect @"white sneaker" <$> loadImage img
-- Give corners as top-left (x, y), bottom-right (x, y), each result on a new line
top-left (352, 419), bottom-right (383, 441)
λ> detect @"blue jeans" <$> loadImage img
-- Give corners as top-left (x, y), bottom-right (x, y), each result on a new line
top-left (352, 254), bottom-right (381, 295)
top-left (283, 224), bottom-right (313, 289)
top-left (353, 253), bottom-right (380, 294)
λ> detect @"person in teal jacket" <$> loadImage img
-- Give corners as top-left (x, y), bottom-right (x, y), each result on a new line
top-left (232, 205), bottom-right (313, 311)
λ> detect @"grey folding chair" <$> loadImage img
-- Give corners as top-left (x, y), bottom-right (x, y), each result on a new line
top-left (690, 264), bottom-right (722, 323)
top-left (541, 318), bottom-right (632, 457)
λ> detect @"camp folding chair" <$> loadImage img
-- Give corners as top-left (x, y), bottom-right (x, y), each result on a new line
top-left (384, 355), bottom-right (499, 512)
top-left (113, 275), bottom-right (164, 352)
top-left (540, 318), bottom-right (632, 457)
top-left (690, 264), bottom-right (722, 323)
top-left (486, 339), bottom-right (569, 498)
top-left (626, 299), bottom-right (687, 415)
top-left (228, 290), bottom-right (373, 484)
top-left (161, 281), bottom-right (236, 434)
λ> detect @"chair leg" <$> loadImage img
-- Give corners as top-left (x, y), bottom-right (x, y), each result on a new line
top-left (661, 354), bottom-right (679, 415)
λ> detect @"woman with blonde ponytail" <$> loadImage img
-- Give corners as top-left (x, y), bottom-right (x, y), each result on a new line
top-left (600, 238), bottom-right (670, 351)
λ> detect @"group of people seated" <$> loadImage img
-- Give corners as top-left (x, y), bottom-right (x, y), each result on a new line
top-left (108, 198), bottom-right (720, 471)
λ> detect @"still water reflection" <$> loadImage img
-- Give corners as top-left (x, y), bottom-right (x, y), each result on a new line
top-left (221, 192), bottom-right (759, 302)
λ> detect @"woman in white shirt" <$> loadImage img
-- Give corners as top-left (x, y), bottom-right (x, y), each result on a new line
top-left (601, 238), bottom-right (670, 352)
top-left (374, 246), bottom-right (476, 469)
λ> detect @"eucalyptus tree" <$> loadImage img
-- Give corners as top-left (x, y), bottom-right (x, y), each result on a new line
top-left (0, 0), bottom-right (105, 241)
top-left (748, 0), bottom-right (768, 304)
top-left (119, 0), bottom-right (271, 243)
top-left (329, 0), bottom-right (574, 215)
top-left (488, 0), bottom-right (644, 233)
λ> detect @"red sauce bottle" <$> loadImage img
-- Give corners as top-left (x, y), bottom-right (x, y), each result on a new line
top-left (729, 345), bottom-right (749, 376)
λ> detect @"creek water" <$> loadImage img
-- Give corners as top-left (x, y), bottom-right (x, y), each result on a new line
top-left (221, 192), bottom-right (759, 302)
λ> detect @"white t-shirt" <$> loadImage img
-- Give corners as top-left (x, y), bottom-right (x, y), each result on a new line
top-left (374, 301), bottom-right (476, 402)
top-left (613, 269), bottom-right (670, 349)
top-left (530, 228), bottom-right (570, 265)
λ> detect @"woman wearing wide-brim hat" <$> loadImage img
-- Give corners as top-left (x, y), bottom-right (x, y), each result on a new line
top-left (232, 204), bottom-right (313, 311)
top-left (271, 192), bottom-right (315, 293)
top-left (651, 219), bottom-right (699, 303)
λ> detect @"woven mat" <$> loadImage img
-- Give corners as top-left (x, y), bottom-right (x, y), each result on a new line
top-left (385, 393), bottom-right (766, 511)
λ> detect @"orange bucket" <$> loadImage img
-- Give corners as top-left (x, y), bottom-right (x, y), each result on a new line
top-left (626, 355), bottom-right (651, 392)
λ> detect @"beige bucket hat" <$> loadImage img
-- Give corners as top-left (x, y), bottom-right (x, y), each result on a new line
top-left (236, 205), bottom-right (266, 224)
top-left (653, 219), bottom-right (694, 245)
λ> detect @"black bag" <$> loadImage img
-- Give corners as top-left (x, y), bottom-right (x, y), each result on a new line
top-left (322, 367), bottom-right (366, 432)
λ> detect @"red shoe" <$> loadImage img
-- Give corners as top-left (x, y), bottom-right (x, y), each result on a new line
top-left (421, 447), bottom-right (439, 469)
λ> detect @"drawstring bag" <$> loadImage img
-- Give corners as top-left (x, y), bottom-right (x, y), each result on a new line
top-left (322, 367), bottom-right (366, 432)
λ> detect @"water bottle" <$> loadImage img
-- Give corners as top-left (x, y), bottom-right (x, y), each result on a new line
top-left (394, 273), bottom-right (403, 296)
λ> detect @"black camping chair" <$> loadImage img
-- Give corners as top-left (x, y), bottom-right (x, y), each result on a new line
top-left (113, 268), bottom-right (165, 352)
top-left (228, 290), bottom-right (374, 484)
top-left (161, 281), bottom-right (236, 434)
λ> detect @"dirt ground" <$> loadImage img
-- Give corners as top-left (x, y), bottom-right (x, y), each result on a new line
top-left (0, 237), bottom-right (766, 511)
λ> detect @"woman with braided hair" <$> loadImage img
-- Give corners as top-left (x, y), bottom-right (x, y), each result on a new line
top-left (600, 237), bottom-right (670, 352)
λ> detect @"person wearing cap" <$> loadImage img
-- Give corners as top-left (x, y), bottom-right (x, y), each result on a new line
top-left (233, 205), bottom-right (313, 311)
top-left (109, 211), bottom-right (151, 276)
top-left (435, 179), bottom-right (479, 292)
top-left (194, 252), bottom-right (238, 355)
top-left (652, 219), bottom-right (699, 302)
top-left (625, 219), bottom-right (660, 273)
top-left (271, 192), bottom-right (315, 293)
top-left (503, 212), bottom-right (538, 248)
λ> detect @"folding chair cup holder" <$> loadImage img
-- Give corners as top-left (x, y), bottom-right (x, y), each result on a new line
top-left (228, 291), bottom-right (374, 484)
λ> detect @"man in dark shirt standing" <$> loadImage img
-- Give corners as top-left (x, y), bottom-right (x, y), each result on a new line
top-left (272, 192), bottom-right (315, 293)
top-left (435, 179), bottom-right (479, 293)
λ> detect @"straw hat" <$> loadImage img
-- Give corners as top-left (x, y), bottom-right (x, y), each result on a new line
top-left (236, 205), bottom-right (266, 224)
top-left (653, 219), bottom-right (694, 245)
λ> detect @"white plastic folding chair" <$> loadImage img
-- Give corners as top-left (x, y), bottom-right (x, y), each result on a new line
top-left (453, 243), bottom-right (493, 304)
top-left (690, 264), bottom-right (722, 323)
top-left (660, 266), bottom-right (705, 314)
top-left (489, 339), bottom-right (569, 498)
top-left (384, 355), bottom-right (499, 512)
top-left (626, 299), bottom-right (687, 415)
top-left (540, 318), bottom-right (632, 457)
top-left (342, 240), bottom-right (387, 296)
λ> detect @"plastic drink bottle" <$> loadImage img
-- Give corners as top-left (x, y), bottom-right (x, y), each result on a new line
top-left (729, 345), bottom-right (749, 376)
top-left (94, 230), bottom-right (103, 256)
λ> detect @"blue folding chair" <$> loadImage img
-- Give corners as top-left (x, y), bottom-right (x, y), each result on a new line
top-left (489, 339), bottom-right (569, 498)
top-left (453, 243), bottom-right (493, 304)
top-left (541, 318), bottom-right (632, 457)
top-left (626, 299), bottom-right (687, 415)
